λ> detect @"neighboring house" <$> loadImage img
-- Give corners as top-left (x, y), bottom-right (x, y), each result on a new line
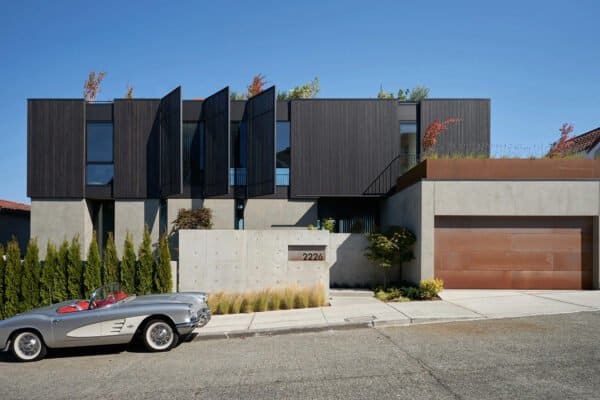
top-left (26, 86), bottom-right (490, 256)
top-left (565, 127), bottom-right (600, 158)
top-left (0, 199), bottom-right (30, 253)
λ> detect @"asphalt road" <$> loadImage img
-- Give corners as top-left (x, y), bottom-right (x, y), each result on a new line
top-left (2, 312), bottom-right (600, 400)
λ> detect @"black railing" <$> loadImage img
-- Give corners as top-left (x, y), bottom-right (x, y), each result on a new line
top-left (363, 153), bottom-right (420, 196)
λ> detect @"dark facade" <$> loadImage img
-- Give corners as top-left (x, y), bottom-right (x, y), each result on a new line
top-left (27, 87), bottom-right (490, 232)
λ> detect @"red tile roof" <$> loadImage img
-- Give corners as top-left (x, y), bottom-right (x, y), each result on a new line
top-left (0, 200), bottom-right (31, 212)
top-left (565, 127), bottom-right (600, 153)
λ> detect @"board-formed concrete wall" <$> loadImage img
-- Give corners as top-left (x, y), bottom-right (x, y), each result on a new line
top-left (114, 200), bottom-right (160, 257)
top-left (382, 180), bottom-right (600, 287)
top-left (178, 229), bottom-right (330, 293)
top-left (31, 199), bottom-right (93, 260)
top-left (244, 199), bottom-right (317, 229)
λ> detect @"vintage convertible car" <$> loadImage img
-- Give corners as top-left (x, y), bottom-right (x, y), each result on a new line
top-left (0, 283), bottom-right (211, 362)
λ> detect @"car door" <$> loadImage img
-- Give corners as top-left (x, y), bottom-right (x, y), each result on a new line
top-left (51, 308), bottom-right (102, 348)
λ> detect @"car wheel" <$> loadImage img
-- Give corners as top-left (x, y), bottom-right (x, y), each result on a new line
top-left (11, 331), bottom-right (47, 362)
top-left (142, 320), bottom-right (178, 352)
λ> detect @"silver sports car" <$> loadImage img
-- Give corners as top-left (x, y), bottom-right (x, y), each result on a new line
top-left (0, 283), bottom-right (211, 362)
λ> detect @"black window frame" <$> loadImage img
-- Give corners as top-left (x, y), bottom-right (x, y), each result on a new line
top-left (86, 121), bottom-right (115, 187)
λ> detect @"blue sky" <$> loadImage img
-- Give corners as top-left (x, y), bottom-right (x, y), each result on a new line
top-left (1, 0), bottom-right (599, 203)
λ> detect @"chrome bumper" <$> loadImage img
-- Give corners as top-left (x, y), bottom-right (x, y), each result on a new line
top-left (176, 309), bottom-right (211, 334)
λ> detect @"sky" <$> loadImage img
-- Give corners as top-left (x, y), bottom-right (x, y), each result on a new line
top-left (1, 0), bottom-right (599, 204)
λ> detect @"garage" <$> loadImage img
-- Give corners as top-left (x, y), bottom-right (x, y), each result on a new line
top-left (435, 216), bottom-right (593, 290)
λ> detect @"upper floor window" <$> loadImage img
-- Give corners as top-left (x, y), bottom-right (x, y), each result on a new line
top-left (86, 122), bottom-right (114, 186)
top-left (276, 121), bottom-right (290, 186)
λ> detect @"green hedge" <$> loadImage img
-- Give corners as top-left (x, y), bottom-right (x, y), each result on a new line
top-left (0, 233), bottom-right (173, 319)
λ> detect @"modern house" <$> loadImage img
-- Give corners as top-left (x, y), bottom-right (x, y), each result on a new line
top-left (27, 86), bottom-right (489, 254)
top-left (0, 199), bottom-right (30, 253)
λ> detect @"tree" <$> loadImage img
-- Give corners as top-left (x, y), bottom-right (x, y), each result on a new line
top-left (54, 240), bottom-right (69, 302)
top-left (83, 71), bottom-right (106, 101)
top-left (4, 239), bottom-right (22, 318)
top-left (103, 232), bottom-right (119, 284)
top-left (125, 84), bottom-right (134, 99)
top-left (365, 227), bottom-right (416, 289)
top-left (40, 242), bottom-right (58, 306)
top-left (0, 244), bottom-right (5, 318)
top-left (120, 233), bottom-right (136, 294)
top-left (136, 226), bottom-right (154, 295)
top-left (247, 74), bottom-right (267, 98)
top-left (84, 233), bottom-right (102, 297)
top-left (67, 236), bottom-right (83, 299)
top-left (171, 208), bottom-right (213, 231)
top-left (21, 239), bottom-right (41, 312)
top-left (279, 77), bottom-right (320, 100)
top-left (422, 118), bottom-right (462, 154)
top-left (548, 123), bottom-right (575, 158)
top-left (154, 234), bottom-right (173, 293)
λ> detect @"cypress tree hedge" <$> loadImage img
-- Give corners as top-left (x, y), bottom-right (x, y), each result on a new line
top-left (0, 231), bottom-right (174, 319)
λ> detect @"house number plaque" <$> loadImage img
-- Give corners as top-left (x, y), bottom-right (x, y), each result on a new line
top-left (288, 245), bottom-right (327, 261)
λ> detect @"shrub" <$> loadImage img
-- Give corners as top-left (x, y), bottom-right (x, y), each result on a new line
top-left (254, 290), bottom-right (269, 312)
top-left (402, 286), bottom-right (421, 300)
top-left (294, 289), bottom-right (310, 308)
top-left (54, 240), bottom-right (69, 303)
top-left (84, 233), bottom-right (102, 297)
top-left (419, 279), bottom-right (444, 300)
top-left (40, 242), bottom-right (58, 306)
top-left (321, 218), bottom-right (336, 233)
top-left (269, 289), bottom-right (282, 311)
top-left (308, 284), bottom-right (326, 307)
top-left (67, 236), bottom-right (83, 299)
top-left (365, 226), bottom-right (416, 289)
top-left (21, 239), bottom-right (41, 311)
top-left (172, 207), bottom-right (213, 231)
top-left (281, 288), bottom-right (296, 310)
top-left (102, 233), bottom-right (119, 284)
top-left (217, 294), bottom-right (233, 315)
top-left (0, 244), bottom-right (4, 318)
top-left (154, 234), bottom-right (173, 293)
top-left (4, 239), bottom-right (22, 318)
top-left (241, 294), bottom-right (256, 313)
top-left (120, 233), bottom-right (136, 294)
top-left (207, 292), bottom-right (221, 313)
top-left (136, 226), bottom-right (154, 295)
top-left (231, 295), bottom-right (244, 314)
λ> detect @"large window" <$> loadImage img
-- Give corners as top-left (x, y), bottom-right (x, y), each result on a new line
top-left (86, 122), bottom-right (114, 185)
top-left (399, 122), bottom-right (417, 172)
top-left (276, 121), bottom-right (290, 186)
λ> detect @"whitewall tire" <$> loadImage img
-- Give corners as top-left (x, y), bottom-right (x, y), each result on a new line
top-left (11, 331), bottom-right (47, 362)
top-left (143, 320), bottom-right (178, 352)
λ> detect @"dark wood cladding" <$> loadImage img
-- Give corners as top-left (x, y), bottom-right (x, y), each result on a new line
top-left (247, 86), bottom-right (276, 197)
top-left (435, 216), bottom-right (593, 289)
top-left (419, 99), bottom-right (490, 155)
top-left (397, 103), bottom-right (417, 121)
top-left (396, 159), bottom-right (600, 192)
top-left (86, 103), bottom-right (113, 121)
top-left (160, 86), bottom-right (183, 197)
top-left (182, 100), bottom-right (202, 121)
top-left (203, 87), bottom-right (230, 196)
top-left (291, 100), bottom-right (397, 197)
top-left (113, 100), bottom-right (160, 199)
top-left (28, 99), bottom-right (85, 198)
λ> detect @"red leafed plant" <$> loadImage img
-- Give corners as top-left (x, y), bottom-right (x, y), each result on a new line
top-left (548, 123), bottom-right (574, 158)
top-left (83, 71), bottom-right (106, 101)
top-left (247, 74), bottom-right (267, 98)
top-left (422, 118), bottom-right (462, 153)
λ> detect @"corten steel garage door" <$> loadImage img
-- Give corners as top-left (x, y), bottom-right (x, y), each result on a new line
top-left (435, 216), bottom-right (593, 290)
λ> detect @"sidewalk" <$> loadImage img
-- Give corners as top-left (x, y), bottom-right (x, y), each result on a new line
top-left (193, 289), bottom-right (600, 340)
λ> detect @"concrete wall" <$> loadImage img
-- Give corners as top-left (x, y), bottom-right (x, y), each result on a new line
top-left (31, 199), bottom-right (93, 260)
top-left (382, 180), bottom-right (600, 285)
top-left (329, 233), bottom-right (391, 287)
top-left (166, 198), bottom-right (235, 231)
top-left (114, 200), bottom-right (160, 257)
top-left (244, 199), bottom-right (317, 229)
top-left (178, 229), bottom-right (330, 294)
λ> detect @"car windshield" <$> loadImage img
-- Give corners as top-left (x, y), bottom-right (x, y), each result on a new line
top-left (89, 283), bottom-right (128, 309)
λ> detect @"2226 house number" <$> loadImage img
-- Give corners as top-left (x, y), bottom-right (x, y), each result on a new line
top-left (288, 245), bottom-right (327, 262)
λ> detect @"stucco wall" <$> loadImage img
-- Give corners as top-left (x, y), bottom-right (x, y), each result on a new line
top-left (383, 180), bottom-right (600, 286)
top-left (178, 229), bottom-right (330, 294)
top-left (244, 199), bottom-right (318, 229)
top-left (114, 200), bottom-right (160, 257)
top-left (31, 199), bottom-right (93, 260)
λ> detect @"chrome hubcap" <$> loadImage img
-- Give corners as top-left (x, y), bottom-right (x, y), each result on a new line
top-left (18, 334), bottom-right (40, 357)
top-left (150, 324), bottom-right (172, 347)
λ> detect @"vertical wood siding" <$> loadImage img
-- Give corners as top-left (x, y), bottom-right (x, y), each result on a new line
top-left (160, 86), bottom-right (183, 197)
top-left (247, 86), bottom-right (276, 197)
top-left (203, 87), bottom-right (230, 196)
top-left (290, 100), bottom-right (398, 197)
top-left (27, 99), bottom-right (86, 198)
top-left (113, 100), bottom-right (161, 199)
top-left (419, 99), bottom-right (490, 156)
